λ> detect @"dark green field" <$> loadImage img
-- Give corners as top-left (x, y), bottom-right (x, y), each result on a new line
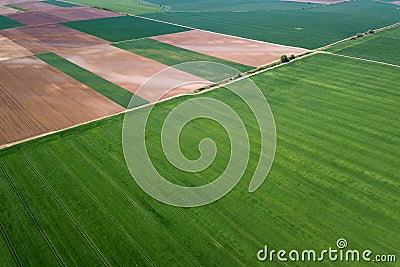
top-left (36, 53), bottom-right (148, 109)
top-left (326, 26), bottom-right (400, 66)
top-left (113, 38), bottom-right (252, 80)
top-left (143, 0), bottom-right (400, 49)
top-left (0, 15), bottom-right (24, 30)
top-left (0, 53), bottom-right (398, 266)
top-left (61, 16), bottom-right (190, 42)
top-left (67, 0), bottom-right (160, 14)
top-left (41, 0), bottom-right (78, 7)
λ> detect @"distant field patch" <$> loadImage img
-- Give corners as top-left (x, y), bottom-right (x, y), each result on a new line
top-left (37, 52), bottom-right (147, 108)
top-left (0, 5), bottom-right (21, 15)
top-left (144, 0), bottom-right (400, 49)
top-left (0, 23), bottom-right (108, 54)
top-left (326, 26), bottom-right (400, 65)
top-left (4, 4), bottom-right (28, 11)
top-left (152, 29), bottom-right (308, 67)
top-left (66, 0), bottom-right (160, 14)
top-left (0, 15), bottom-right (24, 29)
top-left (113, 37), bottom-right (252, 79)
top-left (41, 0), bottom-right (78, 7)
top-left (282, 0), bottom-right (349, 4)
top-left (11, 1), bottom-right (58, 11)
top-left (61, 15), bottom-right (190, 42)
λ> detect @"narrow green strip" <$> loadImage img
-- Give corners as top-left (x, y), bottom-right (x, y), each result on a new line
top-left (114, 38), bottom-right (253, 82)
top-left (36, 53), bottom-right (148, 109)
top-left (41, 0), bottom-right (78, 7)
top-left (4, 4), bottom-right (29, 12)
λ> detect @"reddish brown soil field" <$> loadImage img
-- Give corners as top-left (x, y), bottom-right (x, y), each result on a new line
top-left (5, 11), bottom-right (65, 25)
top-left (152, 30), bottom-right (309, 67)
top-left (0, 24), bottom-right (108, 54)
top-left (11, 1), bottom-right (58, 11)
top-left (0, 56), bottom-right (123, 146)
top-left (47, 6), bottom-right (122, 21)
top-left (282, 0), bottom-right (348, 4)
top-left (56, 44), bottom-right (211, 102)
top-left (390, 1), bottom-right (400, 5)
top-left (0, 33), bottom-right (32, 60)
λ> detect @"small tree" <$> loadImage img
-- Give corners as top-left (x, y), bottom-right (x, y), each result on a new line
top-left (281, 55), bottom-right (290, 63)
top-left (289, 54), bottom-right (295, 60)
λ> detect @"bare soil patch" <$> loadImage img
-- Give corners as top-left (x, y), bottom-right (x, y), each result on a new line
top-left (0, 5), bottom-right (21, 15)
top-left (0, 33), bottom-right (32, 60)
top-left (10, 1), bottom-right (58, 11)
top-left (0, 56), bottom-right (123, 146)
top-left (4, 10), bottom-right (65, 25)
top-left (152, 30), bottom-right (309, 67)
top-left (56, 44), bottom-right (211, 102)
top-left (0, 23), bottom-right (108, 54)
top-left (48, 6), bottom-right (122, 21)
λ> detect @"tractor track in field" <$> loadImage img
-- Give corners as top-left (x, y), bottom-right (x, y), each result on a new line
top-left (42, 146), bottom-right (157, 267)
top-left (0, 222), bottom-right (22, 267)
top-left (0, 162), bottom-right (66, 267)
top-left (20, 151), bottom-right (112, 267)
top-left (65, 140), bottom-right (204, 267)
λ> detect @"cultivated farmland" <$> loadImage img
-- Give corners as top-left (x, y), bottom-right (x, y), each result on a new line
top-left (0, 56), bottom-right (123, 146)
top-left (152, 29), bottom-right (308, 67)
top-left (61, 15), bottom-right (190, 42)
top-left (144, 0), bottom-right (400, 49)
top-left (54, 44), bottom-right (211, 102)
top-left (0, 53), bottom-right (398, 265)
top-left (66, 0), bottom-right (161, 14)
top-left (0, 14), bottom-right (23, 29)
top-left (326, 26), bottom-right (400, 65)
top-left (0, 23), bottom-right (108, 54)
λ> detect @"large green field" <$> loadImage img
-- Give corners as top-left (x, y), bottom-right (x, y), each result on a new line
top-left (66, 0), bottom-right (160, 14)
top-left (326, 26), bottom-right (400, 66)
top-left (36, 53), bottom-right (148, 109)
top-left (0, 53), bottom-right (399, 265)
top-left (61, 16), bottom-right (190, 42)
top-left (0, 15), bottom-right (24, 30)
top-left (113, 38), bottom-right (252, 80)
top-left (143, 0), bottom-right (400, 49)
top-left (145, 0), bottom-right (314, 12)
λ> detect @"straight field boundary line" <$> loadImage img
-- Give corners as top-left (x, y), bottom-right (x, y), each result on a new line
top-left (320, 51), bottom-right (400, 68)
top-left (317, 22), bottom-right (400, 51)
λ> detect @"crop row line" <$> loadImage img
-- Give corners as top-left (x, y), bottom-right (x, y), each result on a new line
top-left (0, 221), bottom-right (22, 267)
top-left (0, 162), bottom-right (65, 266)
top-left (42, 146), bottom-right (157, 266)
top-left (20, 152), bottom-right (111, 267)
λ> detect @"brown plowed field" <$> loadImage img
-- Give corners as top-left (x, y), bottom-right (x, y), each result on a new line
top-left (0, 33), bottom-right (32, 60)
top-left (48, 6), bottom-right (122, 21)
top-left (0, 23), bottom-right (108, 54)
top-left (0, 56), bottom-right (123, 146)
top-left (5, 11), bottom-right (65, 25)
top-left (56, 44), bottom-right (211, 102)
top-left (4, 7), bottom-right (121, 26)
top-left (11, 1), bottom-right (58, 11)
top-left (152, 29), bottom-right (309, 67)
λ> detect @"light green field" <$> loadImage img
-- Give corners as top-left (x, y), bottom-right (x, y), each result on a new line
top-left (0, 53), bottom-right (399, 266)
top-left (144, 0), bottom-right (400, 49)
top-left (326, 26), bottom-right (400, 66)
top-left (66, 0), bottom-right (160, 14)
top-left (4, 4), bottom-right (29, 11)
